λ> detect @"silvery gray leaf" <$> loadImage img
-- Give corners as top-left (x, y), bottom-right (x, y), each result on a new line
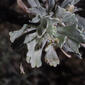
top-left (26, 40), bottom-right (42, 68)
top-left (37, 17), bottom-right (47, 36)
top-left (48, 0), bottom-right (55, 11)
top-left (61, 0), bottom-right (80, 7)
top-left (55, 33), bottom-right (67, 48)
top-left (9, 24), bottom-right (28, 43)
top-left (45, 44), bottom-right (60, 67)
top-left (63, 39), bottom-right (80, 53)
top-left (35, 0), bottom-right (41, 7)
top-left (46, 17), bottom-right (67, 47)
top-left (71, 0), bottom-right (80, 5)
top-left (56, 6), bottom-right (66, 18)
top-left (27, 0), bottom-right (37, 7)
top-left (61, 0), bottom-right (73, 8)
top-left (29, 7), bottom-right (46, 16)
top-left (56, 6), bottom-right (77, 25)
top-left (62, 13), bottom-right (78, 25)
top-left (26, 36), bottom-right (47, 68)
top-left (76, 15), bottom-right (85, 30)
top-left (57, 25), bottom-right (85, 43)
top-left (32, 15), bottom-right (40, 23)
top-left (24, 32), bottom-right (37, 44)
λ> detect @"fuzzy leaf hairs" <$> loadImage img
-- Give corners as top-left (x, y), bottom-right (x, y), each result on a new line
top-left (9, 0), bottom-right (85, 68)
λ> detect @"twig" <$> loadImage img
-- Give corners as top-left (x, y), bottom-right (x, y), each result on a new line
top-left (17, 0), bottom-right (30, 13)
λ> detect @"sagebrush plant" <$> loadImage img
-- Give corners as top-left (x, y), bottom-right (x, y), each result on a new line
top-left (9, 0), bottom-right (85, 68)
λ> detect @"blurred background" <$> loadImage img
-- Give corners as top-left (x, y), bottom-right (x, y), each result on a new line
top-left (0, 0), bottom-right (85, 85)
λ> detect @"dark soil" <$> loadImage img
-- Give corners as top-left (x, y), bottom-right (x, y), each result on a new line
top-left (0, 0), bottom-right (85, 85)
